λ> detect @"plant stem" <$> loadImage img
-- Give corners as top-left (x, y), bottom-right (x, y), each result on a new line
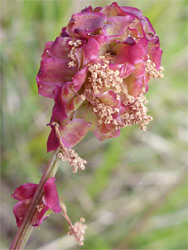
top-left (10, 149), bottom-right (61, 250)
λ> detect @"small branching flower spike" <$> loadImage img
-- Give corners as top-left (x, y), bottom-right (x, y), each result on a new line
top-left (61, 202), bottom-right (87, 245)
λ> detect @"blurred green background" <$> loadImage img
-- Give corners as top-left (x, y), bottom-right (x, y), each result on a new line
top-left (1, 0), bottom-right (187, 249)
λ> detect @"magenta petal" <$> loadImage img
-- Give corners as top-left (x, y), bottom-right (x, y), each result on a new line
top-left (36, 80), bottom-right (62, 99)
top-left (51, 87), bottom-right (68, 123)
top-left (49, 37), bottom-right (70, 60)
top-left (103, 16), bottom-right (133, 37)
top-left (125, 75), bottom-right (143, 97)
top-left (94, 123), bottom-right (120, 141)
top-left (73, 67), bottom-right (88, 91)
top-left (141, 17), bottom-right (159, 43)
top-left (95, 34), bottom-right (109, 47)
top-left (32, 205), bottom-right (49, 227)
top-left (134, 62), bottom-right (145, 78)
top-left (51, 100), bottom-right (67, 124)
top-left (61, 82), bottom-right (75, 103)
top-left (121, 6), bottom-right (143, 19)
top-left (41, 41), bottom-right (54, 59)
top-left (36, 57), bottom-right (76, 99)
top-left (83, 38), bottom-right (100, 65)
top-left (60, 27), bottom-right (69, 37)
top-left (101, 2), bottom-right (126, 17)
top-left (37, 58), bottom-right (65, 82)
top-left (42, 177), bottom-right (61, 213)
top-left (149, 46), bottom-right (163, 70)
top-left (11, 183), bottom-right (38, 201)
top-left (113, 42), bottom-right (146, 65)
top-left (47, 127), bottom-right (59, 152)
top-left (59, 118), bottom-right (91, 148)
top-left (70, 11), bottom-right (107, 33)
top-left (66, 95), bottom-right (85, 114)
top-left (108, 63), bottom-right (124, 72)
top-left (13, 200), bottom-right (29, 228)
top-left (74, 44), bottom-right (85, 69)
top-left (124, 36), bottom-right (136, 45)
top-left (109, 63), bottom-right (135, 78)
top-left (81, 6), bottom-right (93, 12)
top-left (121, 63), bottom-right (135, 78)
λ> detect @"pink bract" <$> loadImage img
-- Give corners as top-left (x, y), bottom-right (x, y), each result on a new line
top-left (12, 177), bottom-right (61, 227)
top-left (36, 2), bottom-right (163, 152)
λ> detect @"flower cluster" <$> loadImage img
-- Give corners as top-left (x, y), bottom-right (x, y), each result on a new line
top-left (11, 177), bottom-right (61, 227)
top-left (36, 2), bottom-right (163, 153)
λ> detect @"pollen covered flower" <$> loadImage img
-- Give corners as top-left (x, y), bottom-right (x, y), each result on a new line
top-left (11, 177), bottom-right (61, 227)
top-left (36, 2), bottom-right (164, 152)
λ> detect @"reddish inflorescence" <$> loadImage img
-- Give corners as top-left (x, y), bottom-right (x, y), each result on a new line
top-left (11, 4), bottom-right (164, 243)
top-left (36, 2), bottom-right (164, 153)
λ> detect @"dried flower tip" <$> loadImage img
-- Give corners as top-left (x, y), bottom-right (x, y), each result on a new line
top-left (68, 218), bottom-right (87, 246)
